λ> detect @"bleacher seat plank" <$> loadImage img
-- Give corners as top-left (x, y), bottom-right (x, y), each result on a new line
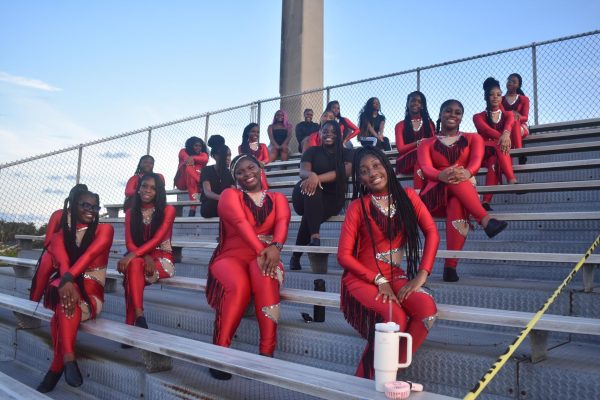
top-left (0, 371), bottom-right (51, 399)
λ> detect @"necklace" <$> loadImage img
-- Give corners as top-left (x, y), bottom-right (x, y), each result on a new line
top-left (506, 94), bottom-right (519, 106)
top-left (249, 142), bottom-right (259, 151)
top-left (244, 190), bottom-right (267, 207)
top-left (411, 119), bottom-right (423, 132)
top-left (490, 109), bottom-right (502, 123)
top-left (371, 194), bottom-right (396, 218)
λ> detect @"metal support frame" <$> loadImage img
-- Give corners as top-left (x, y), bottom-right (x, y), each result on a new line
top-left (146, 128), bottom-right (152, 155)
top-left (204, 114), bottom-right (210, 143)
top-left (75, 145), bottom-right (83, 184)
top-left (532, 43), bottom-right (539, 126)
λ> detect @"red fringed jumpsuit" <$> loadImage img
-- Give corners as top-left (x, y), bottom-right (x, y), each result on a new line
top-left (238, 144), bottom-right (270, 189)
top-left (45, 224), bottom-right (114, 373)
top-left (338, 189), bottom-right (439, 379)
top-left (502, 95), bottom-right (530, 145)
top-left (30, 210), bottom-right (63, 302)
top-left (174, 149), bottom-right (209, 208)
top-left (418, 133), bottom-right (487, 270)
top-left (123, 204), bottom-right (176, 325)
top-left (394, 119), bottom-right (436, 189)
top-left (473, 111), bottom-right (518, 204)
top-left (206, 188), bottom-right (290, 356)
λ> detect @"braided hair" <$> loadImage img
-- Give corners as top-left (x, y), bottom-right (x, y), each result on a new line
top-left (129, 173), bottom-right (167, 247)
top-left (483, 77), bottom-right (501, 126)
top-left (508, 73), bottom-right (525, 96)
top-left (435, 99), bottom-right (465, 134)
top-left (320, 120), bottom-right (348, 207)
top-left (184, 136), bottom-right (208, 156)
top-left (402, 91), bottom-right (434, 143)
top-left (358, 97), bottom-right (383, 139)
top-left (351, 146), bottom-right (421, 279)
top-left (134, 155), bottom-right (154, 175)
top-left (208, 135), bottom-right (231, 179)
top-left (240, 123), bottom-right (259, 155)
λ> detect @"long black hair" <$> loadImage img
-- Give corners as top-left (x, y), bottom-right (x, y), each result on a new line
top-left (208, 135), bottom-right (231, 178)
top-left (435, 99), bottom-right (465, 134)
top-left (403, 91), bottom-right (434, 143)
top-left (358, 97), bottom-right (383, 138)
top-left (184, 136), bottom-right (208, 156)
top-left (351, 146), bottom-right (421, 279)
top-left (129, 173), bottom-right (167, 247)
top-left (320, 120), bottom-right (348, 207)
top-left (134, 155), bottom-right (154, 175)
top-left (508, 73), bottom-right (525, 96)
top-left (61, 187), bottom-right (100, 265)
top-left (483, 77), bottom-right (501, 126)
top-left (240, 123), bottom-right (259, 155)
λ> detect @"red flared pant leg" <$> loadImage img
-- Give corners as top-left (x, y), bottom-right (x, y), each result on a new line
top-left (184, 165), bottom-right (200, 210)
top-left (510, 120), bottom-right (523, 149)
top-left (49, 302), bottom-right (82, 371)
top-left (413, 161), bottom-right (425, 190)
top-left (483, 151), bottom-right (498, 204)
top-left (444, 196), bottom-right (468, 269)
top-left (30, 251), bottom-right (56, 302)
top-left (497, 150), bottom-right (516, 182)
top-left (124, 258), bottom-right (146, 325)
top-left (249, 259), bottom-right (282, 355)
top-left (446, 181), bottom-right (488, 223)
top-left (209, 258), bottom-right (252, 349)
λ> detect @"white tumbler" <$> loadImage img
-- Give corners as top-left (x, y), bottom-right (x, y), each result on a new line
top-left (373, 322), bottom-right (413, 392)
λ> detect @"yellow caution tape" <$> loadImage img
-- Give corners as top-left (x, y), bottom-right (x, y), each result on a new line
top-left (464, 234), bottom-right (600, 400)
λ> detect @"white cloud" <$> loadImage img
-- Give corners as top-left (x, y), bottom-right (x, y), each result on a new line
top-left (0, 71), bottom-right (61, 92)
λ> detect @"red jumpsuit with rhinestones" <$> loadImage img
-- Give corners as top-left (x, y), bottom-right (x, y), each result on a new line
top-left (473, 111), bottom-right (518, 204)
top-left (418, 133), bottom-right (488, 270)
top-left (123, 204), bottom-right (176, 325)
top-left (502, 95), bottom-right (530, 145)
top-left (44, 223), bottom-right (114, 374)
top-left (338, 189), bottom-right (439, 379)
top-left (174, 149), bottom-right (209, 207)
top-left (29, 210), bottom-right (63, 302)
top-left (206, 188), bottom-right (290, 355)
top-left (238, 144), bottom-right (270, 189)
top-left (394, 119), bottom-right (436, 189)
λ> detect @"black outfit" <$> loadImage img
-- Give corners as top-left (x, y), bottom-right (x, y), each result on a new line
top-left (200, 165), bottom-right (235, 218)
top-left (295, 121), bottom-right (320, 152)
top-left (272, 128), bottom-right (289, 146)
top-left (359, 114), bottom-right (391, 151)
top-left (292, 146), bottom-right (353, 257)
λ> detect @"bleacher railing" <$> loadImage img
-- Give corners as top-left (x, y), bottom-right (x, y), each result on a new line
top-left (0, 30), bottom-right (599, 226)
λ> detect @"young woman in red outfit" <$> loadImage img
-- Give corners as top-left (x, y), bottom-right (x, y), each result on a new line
top-left (338, 146), bottom-right (439, 379)
top-left (117, 173), bottom-right (175, 333)
top-left (174, 136), bottom-right (209, 216)
top-left (28, 184), bottom-right (88, 304)
top-left (206, 154), bottom-right (290, 380)
top-left (201, 135), bottom-right (235, 218)
top-left (267, 110), bottom-right (293, 162)
top-left (239, 123), bottom-right (270, 189)
top-left (394, 91), bottom-right (436, 189)
top-left (37, 188), bottom-right (114, 393)
top-left (124, 155), bottom-right (165, 211)
top-left (419, 99), bottom-right (508, 282)
top-left (326, 100), bottom-right (361, 146)
top-left (358, 97), bottom-right (391, 150)
top-left (473, 77), bottom-right (519, 211)
top-left (289, 120), bottom-right (353, 271)
top-left (503, 73), bottom-right (530, 163)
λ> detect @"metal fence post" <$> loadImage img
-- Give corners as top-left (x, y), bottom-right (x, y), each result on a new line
top-left (204, 114), bottom-right (210, 143)
top-left (257, 101), bottom-right (262, 126)
top-left (146, 128), bottom-right (152, 155)
top-left (416, 68), bottom-right (421, 91)
top-left (326, 87), bottom-right (330, 105)
top-left (75, 145), bottom-right (83, 184)
top-left (532, 43), bottom-right (539, 125)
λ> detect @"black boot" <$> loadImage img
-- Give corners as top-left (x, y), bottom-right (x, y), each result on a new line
top-left (443, 267), bottom-right (459, 282)
top-left (518, 155), bottom-right (528, 165)
top-left (289, 255), bottom-right (301, 271)
top-left (484, 219), bottom-right (508, 238)
top-left (209, 368), bottom-right (232, 380)
top-left (36, 370), bottom-right (62, 393)
top-left (188, 208), bottom-right (196, 217)
top-left (482, 202), bottom-right (493, 211)
top-left (134, 316), bottom-right (148, 329)
top-left (64, 361), bottom-right (83, 387)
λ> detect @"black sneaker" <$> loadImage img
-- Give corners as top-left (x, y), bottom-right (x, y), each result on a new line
top-left (64, 361), bottom-right (83, 387)
top-left (443, 267), bottom-right (459, 282)
top-left (289, 255), bottom-right (301, 271)
top-left (482, 202), bottom-right (493, 212)
top-left (188, 208), bottom-right (196, 217)
top-left (209, 368), bottom-right (232, 380)
top-left (37, 370), bottom-right (63, 393)
top-left (518, 155), bottom-right (528, 165)
top-left (134, 316), bottom-right (149, 329)
top-left (484, 219), bottom-right (508, 238)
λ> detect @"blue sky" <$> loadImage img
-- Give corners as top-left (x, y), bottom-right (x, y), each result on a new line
top-left (1, 0), bottom-right (599, 163)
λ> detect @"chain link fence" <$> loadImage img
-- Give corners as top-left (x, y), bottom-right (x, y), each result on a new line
top-left (0, 30), bottom-right (598, 228)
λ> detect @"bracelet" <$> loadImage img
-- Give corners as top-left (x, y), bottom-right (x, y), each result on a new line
top-left (59, 272), bottom-right (73, 288)
top-left (269, 242), bottom-right (283, 251)
top-left (374, 273), bottom-right (389, 286)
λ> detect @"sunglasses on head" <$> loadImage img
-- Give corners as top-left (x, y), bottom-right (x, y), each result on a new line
top-left (78, 202), bottom-right (101, 213)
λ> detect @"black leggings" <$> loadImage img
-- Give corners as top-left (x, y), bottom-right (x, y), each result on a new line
top-left (200, 199), bottom-right (218, 218)
top-left (292, 181), bottom-right (344, 258)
